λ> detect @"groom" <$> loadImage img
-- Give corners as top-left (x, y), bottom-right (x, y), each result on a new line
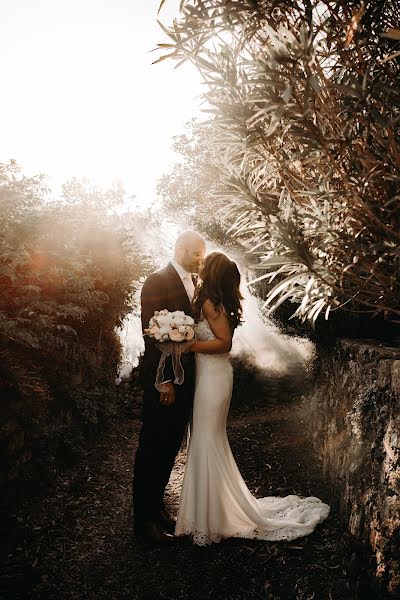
top-left (133, 230), bottom-right (206, 544)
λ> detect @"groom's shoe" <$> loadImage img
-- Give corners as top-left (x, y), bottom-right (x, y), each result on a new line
top-left (135, 521), bottom-right (174, 545)
top-left (156, 509), bottom-right (176, 535)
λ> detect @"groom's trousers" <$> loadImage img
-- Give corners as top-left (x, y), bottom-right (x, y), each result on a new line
top-left (132, 362), bottom-right (195, 526)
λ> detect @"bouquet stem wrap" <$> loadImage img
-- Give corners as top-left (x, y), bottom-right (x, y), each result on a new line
top-left (155, 340), bottom-right (195, 392)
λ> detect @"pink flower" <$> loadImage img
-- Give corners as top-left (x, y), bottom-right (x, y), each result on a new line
top-left (170, 329), bottom-right (185, 342)
top-left (185, 328), bottom-right (195, 340)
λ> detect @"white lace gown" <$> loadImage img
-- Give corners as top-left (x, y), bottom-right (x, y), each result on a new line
top-left (175, 318), bottom-right (330, 545)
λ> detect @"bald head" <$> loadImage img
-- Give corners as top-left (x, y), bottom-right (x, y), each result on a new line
top-left (174, 230), bottom-right (206, 274)
top-left (175, 230), bottom-right (205, 253)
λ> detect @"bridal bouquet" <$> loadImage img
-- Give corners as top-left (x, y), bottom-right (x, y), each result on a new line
top-left (144, 310), bottom-right (196, 391)
top-left (145, 309), bottom-right (195, 342)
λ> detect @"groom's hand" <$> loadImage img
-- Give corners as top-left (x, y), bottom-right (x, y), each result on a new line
top-left (159, 382), bottom-right (175, 406)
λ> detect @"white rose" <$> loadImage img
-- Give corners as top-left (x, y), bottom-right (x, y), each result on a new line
top-left (184, 316), bottom-right (194, 325)
top-left (154, 332), bottom-right (161, 340)
top-left (173, 317), bottom-right (186, 326)
top-left (171, 310), bottom-right (185, 319)
top-left (157, 315), bottom-right (174, 327)
top-left (159, 325), bottom-right (172, 336)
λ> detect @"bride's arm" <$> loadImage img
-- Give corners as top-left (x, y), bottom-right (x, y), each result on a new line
top-left (189, 299), bottom-right (232, 354)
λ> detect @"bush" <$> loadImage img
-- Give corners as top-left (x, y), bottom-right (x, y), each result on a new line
top-left (0, 161), bottom-right (153, 490)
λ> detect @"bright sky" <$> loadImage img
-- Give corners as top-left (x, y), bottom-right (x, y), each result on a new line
top-left (0, 0), bottom-right (203, 205)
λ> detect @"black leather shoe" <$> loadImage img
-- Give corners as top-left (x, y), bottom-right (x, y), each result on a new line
top-left (135, 521), bottom-right (174, 545)
top-left (156, 509), bottom-right (176, 535)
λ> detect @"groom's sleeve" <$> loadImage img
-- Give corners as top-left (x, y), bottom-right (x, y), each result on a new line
top-left (141, 273), bottom-right (174, 384)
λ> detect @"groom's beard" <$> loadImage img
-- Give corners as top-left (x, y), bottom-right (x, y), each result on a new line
top-left (183, 258), bottom-right (203, 274)
top-left (179, 245), bottom-right (206, 274)
top-left (192, 257), bottom-right (205, 274)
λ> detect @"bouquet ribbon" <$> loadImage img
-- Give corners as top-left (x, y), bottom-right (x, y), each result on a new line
top-left (155, 340), bottom-right (195, 392)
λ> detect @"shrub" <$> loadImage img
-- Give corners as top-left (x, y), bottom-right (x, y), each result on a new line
top-left (158, 1), bottom-right (400, 334)
top-left (0, 162), bottom-right (152, 489)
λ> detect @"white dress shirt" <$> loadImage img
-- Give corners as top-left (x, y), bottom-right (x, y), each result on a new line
top-left (160, 260), bottom-right (194, 386)
top-left (170, 259), bottom-right (195, 302)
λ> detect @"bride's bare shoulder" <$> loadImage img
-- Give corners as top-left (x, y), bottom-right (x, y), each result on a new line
top-left (202, 298), bottom-right (224, 321)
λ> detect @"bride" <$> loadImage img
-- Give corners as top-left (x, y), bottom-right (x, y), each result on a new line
top-left (176, 251), bottom-right (330, 545)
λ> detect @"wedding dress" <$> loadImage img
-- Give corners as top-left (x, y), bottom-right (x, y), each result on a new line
top-left (175, 318), bottom-right (330, 545)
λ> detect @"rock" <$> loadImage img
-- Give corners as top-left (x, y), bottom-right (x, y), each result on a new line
top-left (391, 361), bottom-right (400, 399)
top-left (309, 339), bottom-right (400, 596)
top-left (376, 360), bottom-right (392, 389)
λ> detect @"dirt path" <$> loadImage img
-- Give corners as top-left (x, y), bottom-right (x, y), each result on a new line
top-left (1, 375), bottom-right (367, 600)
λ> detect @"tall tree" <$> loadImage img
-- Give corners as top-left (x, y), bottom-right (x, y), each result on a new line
top-left (157, 1), bottom-right (400, 328)
top-left (157, 119), bottom-right (240, 251)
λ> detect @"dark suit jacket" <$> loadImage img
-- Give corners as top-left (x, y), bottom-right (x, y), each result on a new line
top-left (140, 262), bottom-right (196, 387)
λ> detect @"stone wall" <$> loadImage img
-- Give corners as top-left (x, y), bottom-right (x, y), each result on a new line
top-left (309, 340), bottom-right (400, 596)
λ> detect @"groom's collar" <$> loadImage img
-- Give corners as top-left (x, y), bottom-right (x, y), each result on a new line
top-left (170, 259), bottom-right (191, 282)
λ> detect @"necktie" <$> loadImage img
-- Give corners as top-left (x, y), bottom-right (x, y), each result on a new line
top-left (184, 274), bottom-right (195, 302)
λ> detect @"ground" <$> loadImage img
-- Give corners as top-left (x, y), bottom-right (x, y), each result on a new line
top-left (1, 370), bottom-right (375, 600)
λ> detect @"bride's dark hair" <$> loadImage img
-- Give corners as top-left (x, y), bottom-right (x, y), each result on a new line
top-left (193, 252), bottom-right (243, 330)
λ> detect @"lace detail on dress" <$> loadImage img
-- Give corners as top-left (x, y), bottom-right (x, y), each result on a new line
top-left (195, 318), bottom-right (216, 342)
top-left (177, 494), bottom-right (330, 546)
top-left (176, 519), bottom-right (223, 546)
top-left (195, 318), bottom-right (231, 366)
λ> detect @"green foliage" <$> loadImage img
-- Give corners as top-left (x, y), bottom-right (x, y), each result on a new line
top-left (158, 1), bottom-right (400, 328)
top-left (157, 119), bottom-right (221, 221)
top-left (1, 164), bottom-right (150, 351)
top-left (157, 118), bottom-right (252, 254)
top-left (0, 161), bottom-right (153, 480)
